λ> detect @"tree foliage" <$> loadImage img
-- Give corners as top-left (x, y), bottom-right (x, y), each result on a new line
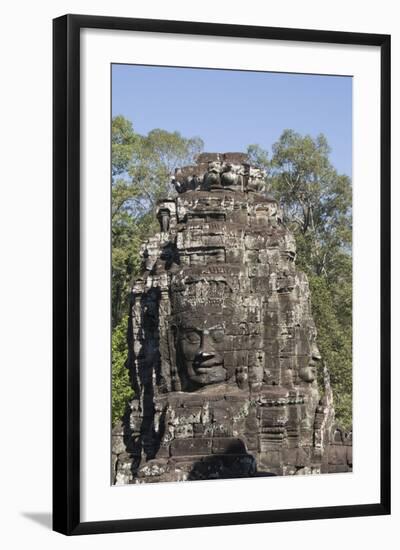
top-left (308, 275), bottom-right (352, 428)
top-left (112, 116), bottom-right (204, 326)
top-left (112, 315), bottom-right (133, 425)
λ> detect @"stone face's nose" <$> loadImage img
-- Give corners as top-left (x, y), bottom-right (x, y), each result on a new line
top-left (199, 351), bottom-right (214, 358)
top-left (311, 342), bottom-right (322, 362)
top-left (200, 331), bottom-right (215, 350)
top-left (195, 342), bottom-right (223, 365)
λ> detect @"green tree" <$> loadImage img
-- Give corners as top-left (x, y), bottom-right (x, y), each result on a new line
top-left (269, 130), bottom-right (351, 277)
top-left (112, 315), bottom-right (133, 425)
top-left (112, 115), bottom-right (138, 177)
top-left (248, 131), bottom-right (352, 428)
top-left (112, 117), bottom-right (203, 327)
top-left (308, 275), bottom-right (352, 429)
top-left (128, 128), bottom-right (203, 212)
top-left (112, 116), bottom-right (142, 327)
top-left (247, 143), bottom-right (272, 177)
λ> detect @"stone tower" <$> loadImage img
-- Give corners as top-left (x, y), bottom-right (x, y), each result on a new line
top-left (112, 152), bottom-right (352, 484)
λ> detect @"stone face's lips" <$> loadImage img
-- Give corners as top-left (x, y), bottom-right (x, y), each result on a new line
top-left (194, 357), bottom-right (224, 370)
top-left (195, 362), bottom-right (224, 372)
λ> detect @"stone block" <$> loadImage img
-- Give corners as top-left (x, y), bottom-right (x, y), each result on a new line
top-left (346, 445), bottom-right (353, 466)
top-left (112, 435), bottom-right (126, 455)
top-left (170, 438), bottom-right (212, 456)
top-left (223, 152), bottom-right (249, 164)
top-left (328, 445), bottom-right (348, 465)
top-left (197, 153), bottom-right (221, 163)
top-left (174, 424), bottom-right (194, 439)
top-left (212, 437), bottom-right (247, 455)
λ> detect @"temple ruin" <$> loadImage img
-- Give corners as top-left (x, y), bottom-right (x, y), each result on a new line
top-left (112, 152), bottom-right (352, 484)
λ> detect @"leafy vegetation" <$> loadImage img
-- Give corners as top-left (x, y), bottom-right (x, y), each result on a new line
top-left (112, 115), bottom-right (203, 326)
top-left (112, 315), bottom-right (133, 425)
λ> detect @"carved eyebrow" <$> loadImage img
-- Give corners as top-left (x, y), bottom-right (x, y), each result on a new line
top-left (179, 323), bottom-right (224, 332)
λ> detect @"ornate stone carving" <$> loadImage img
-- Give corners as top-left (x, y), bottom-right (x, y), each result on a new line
top-left (112, 153), bottom-right (352, 484)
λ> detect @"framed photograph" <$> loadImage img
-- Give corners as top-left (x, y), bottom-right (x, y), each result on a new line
top-left (53, 14), bottom-right (390, 535)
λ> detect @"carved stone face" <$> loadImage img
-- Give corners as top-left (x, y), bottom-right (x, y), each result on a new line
top-left (208, 161), bottom-right (222, 173)
top-left (176, 317), bottom-right (227, 389)
top-left (221, 163), bottom-right (241, 187)
top-left (299, 341), bottom-right (321, 383)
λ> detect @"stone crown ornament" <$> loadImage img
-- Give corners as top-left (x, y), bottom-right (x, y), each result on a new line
top-left (113, 153), bottom-right (352, 483)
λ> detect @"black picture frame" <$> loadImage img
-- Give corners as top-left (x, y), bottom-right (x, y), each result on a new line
top-left (53, 13), bottom-right (391, 536)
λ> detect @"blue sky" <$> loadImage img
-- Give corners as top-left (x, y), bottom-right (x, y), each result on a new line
top-left (112, 64), bottom-right (352, 177)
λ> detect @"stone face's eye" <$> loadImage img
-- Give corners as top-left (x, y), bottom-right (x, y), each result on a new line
top-left (183, 331), bottom-right (201, 344)
top-left (211, 329), bottom-right (224, 342)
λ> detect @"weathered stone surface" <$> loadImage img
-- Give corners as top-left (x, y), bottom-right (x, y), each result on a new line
top-left (170, 438), bottom-right (212, 456)
top-left (112, 153), bottom-right (352, 483)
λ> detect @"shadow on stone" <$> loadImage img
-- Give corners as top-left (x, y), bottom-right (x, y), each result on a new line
top-left (187, 440), bottom-right (276, 481)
